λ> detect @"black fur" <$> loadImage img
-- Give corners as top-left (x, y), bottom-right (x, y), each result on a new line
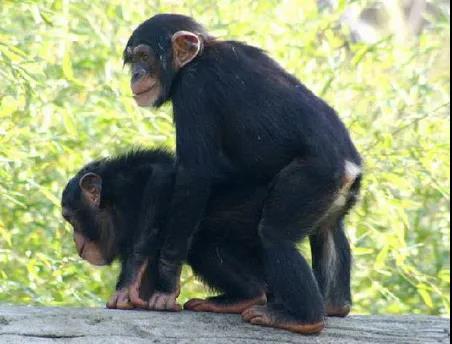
top-left (62, 149), bottom-right (174, 288)
top-left (62, 149), bottom-right (269, 300)
top-left (124, 14), bottom-right (362, 327)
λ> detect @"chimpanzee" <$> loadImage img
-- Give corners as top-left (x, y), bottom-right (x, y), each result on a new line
top-left (123, 14), bottom-right (362, 334)
top-left (61, 149), bottom-right (269, 313)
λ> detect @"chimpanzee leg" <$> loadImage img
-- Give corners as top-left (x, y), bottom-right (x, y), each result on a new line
top-left (310, 219), bottom-right (352, 317)
top-left (185, 236), bottom-right (267, 314)
top-left (242, 159), bottom-right (341, 334)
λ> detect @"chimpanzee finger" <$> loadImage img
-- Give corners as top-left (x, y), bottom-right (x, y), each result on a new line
top-left (165, 295), bottom-right (182, 312)
top-left (154, 295), bottom-right (167, 310)
top-left (129, 285), bottom-right (147, 308)
top-left (116, 298), bottom-right (134, 310)
top-left (116, 289), bottom-right (134, 310)
top-left (172, 303), bottom-right (183, 312)
top-left (106, 294), bottom-right (119, 309)
top-left (148, 292), bottom-right (180, 311)
top-left (148, 293), bottom-right (161, 310)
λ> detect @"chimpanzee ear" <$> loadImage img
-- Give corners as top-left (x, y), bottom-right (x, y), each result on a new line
top-left (171, 31), bottom-right (201, 69)
top-left (79, 173), bottom-right (102, 207)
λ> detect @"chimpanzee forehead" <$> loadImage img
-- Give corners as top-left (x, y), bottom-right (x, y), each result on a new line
top-left (128, 14), bottom-right (206, 48)
top-left (127, 28), bottom-right (168, 55)
top-left (140, 14), bottom-right (205, 34)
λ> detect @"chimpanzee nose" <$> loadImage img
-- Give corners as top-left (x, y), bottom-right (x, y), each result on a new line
top-left (132, 69), bottom-right (146, 83)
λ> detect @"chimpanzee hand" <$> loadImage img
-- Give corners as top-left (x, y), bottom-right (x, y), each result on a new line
top-left (148, 289), bottom-right (182, 311)
top-left (147, 258), bottom-right (182, 311)
top-left (127, 260), bottom-right (150, 308)
top-left (106, 259), bottom-right (150, 310)
top-left (107, 288), bottom-right (135, 310)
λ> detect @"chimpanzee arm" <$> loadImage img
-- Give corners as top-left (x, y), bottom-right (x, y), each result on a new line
top-left (115, 259), bottom-right (131, 290)
top-left (121, 164), bottom-right (174, 288)
top-left (156, 96), bottom-right (220, 295)
top-left (108, 164), bottom-right (174, 310)
top-left (156, 168), bottom-right (212, 293)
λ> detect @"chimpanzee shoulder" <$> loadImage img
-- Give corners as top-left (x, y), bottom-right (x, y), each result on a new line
top-left (173, 39), bottom-right (361, 169)
top-left (79, 148), bottom-right (173, 176)
top-left (63, 148), bottom-right (174, 206)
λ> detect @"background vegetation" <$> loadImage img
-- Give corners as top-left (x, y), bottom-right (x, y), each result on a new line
top-left (0, 0), bottom-right (449, 316)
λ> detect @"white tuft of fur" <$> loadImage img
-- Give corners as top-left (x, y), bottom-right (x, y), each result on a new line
top-left (316, 160), bottom-right (362, 229)
top-left (345, 160), bottom-right (362, 183)
top-left (323, 231), bottom-right (337, 295)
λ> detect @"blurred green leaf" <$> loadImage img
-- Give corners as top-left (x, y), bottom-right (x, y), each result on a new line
top-left (0, 0), bottom-right (449, 317)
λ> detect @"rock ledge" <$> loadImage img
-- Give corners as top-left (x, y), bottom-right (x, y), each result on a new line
top-left (0, 306), bottom-right (449, 343)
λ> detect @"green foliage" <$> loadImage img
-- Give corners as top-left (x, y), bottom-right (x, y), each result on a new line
top-left (0, 0), bottom-right (449, 316)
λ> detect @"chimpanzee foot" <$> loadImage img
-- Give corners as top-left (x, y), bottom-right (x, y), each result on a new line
top-left (184, 293), bottom-right (267, 314)
top-left (242, 305), bottom-right (325, 335)
top-left (148, 290), bottom-right (182, 312)
top-left (106, 288), bottom-right (134, 310)
top-left (326, 304), bottom-right (351, 317)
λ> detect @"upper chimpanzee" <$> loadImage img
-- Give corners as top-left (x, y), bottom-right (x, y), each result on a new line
top-left (62, 149), bottom-right (269, 314)
top-left (123, 14), bottom-right (362, 334)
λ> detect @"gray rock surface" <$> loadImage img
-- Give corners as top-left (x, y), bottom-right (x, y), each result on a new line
top-left (0, 306), bottom-right (449, 344)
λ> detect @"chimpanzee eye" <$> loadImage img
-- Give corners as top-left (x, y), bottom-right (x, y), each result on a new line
top-left (140, 53), bottom-right (150, 62)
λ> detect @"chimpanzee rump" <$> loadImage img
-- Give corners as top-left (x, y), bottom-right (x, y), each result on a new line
top-left (123, 14), bottom-right (362, 334)
top-left (62, 149), bottom-right (269, 312)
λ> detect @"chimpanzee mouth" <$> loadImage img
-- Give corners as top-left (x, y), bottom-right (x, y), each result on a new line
top-left (133, 85), bottom-right (155, 97)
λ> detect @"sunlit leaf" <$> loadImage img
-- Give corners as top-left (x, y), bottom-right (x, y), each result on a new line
top-left (0, 0), bottom-right (449, 318)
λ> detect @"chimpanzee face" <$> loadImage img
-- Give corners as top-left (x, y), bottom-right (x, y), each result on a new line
top-left (62, 173), bottom-right (116, 266)
top-left (124, 25), bottom-right (203, 108)
top-left (124, 44), bottom-right (163, 107)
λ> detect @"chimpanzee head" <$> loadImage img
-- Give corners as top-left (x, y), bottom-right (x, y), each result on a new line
top-left (123, 14), bottom-right (212, 107)
top-left (61, 171), bottom-right (117, 266)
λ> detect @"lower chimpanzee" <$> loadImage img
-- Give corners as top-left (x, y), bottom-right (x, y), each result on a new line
top-left (62, 149), bottom-right (269, 313)
top-left (123, 14), bottom-right (362, 334)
